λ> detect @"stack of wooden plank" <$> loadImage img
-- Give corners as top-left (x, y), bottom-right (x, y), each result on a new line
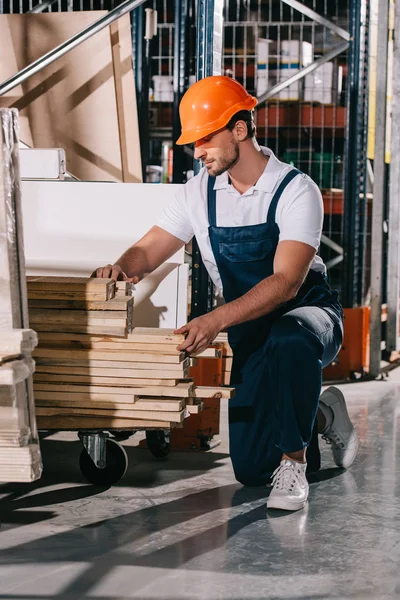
top-left (215, 333), bottom-right (233, 385)
top-left (32, 325), bottom-right (234, 430)
top-left (0, 107), bottom-right (42, 482)
top-left (27, 276), bottom-right (134, 337)
top-left (0, 343), bottom-right (42, 481)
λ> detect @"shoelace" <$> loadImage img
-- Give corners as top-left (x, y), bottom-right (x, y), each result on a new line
top-left (271, 462), bottom-right (304, 492)
top-left (322, 429), bottom-right (345, 449)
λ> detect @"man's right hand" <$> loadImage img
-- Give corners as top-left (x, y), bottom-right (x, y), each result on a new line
top-left (91, 264), bottom-right (139, 284)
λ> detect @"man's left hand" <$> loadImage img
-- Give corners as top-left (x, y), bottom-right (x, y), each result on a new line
top-left (175, 312), bottom-right (223, 355)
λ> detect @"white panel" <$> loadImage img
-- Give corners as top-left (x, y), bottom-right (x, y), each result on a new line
top-left (19, 149), bottom-right (66, 180)
top-left (21, 180), bottom-right (187, 328)
top-left (21, 180), bottom-right (185, 271)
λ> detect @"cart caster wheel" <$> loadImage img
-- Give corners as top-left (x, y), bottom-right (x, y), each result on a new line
top-left (111, 431), bottom-right (134, 442)
top-left (146, 430), bottom-right (170, 459)
top-left (79, 438), bottom-right (128, 485)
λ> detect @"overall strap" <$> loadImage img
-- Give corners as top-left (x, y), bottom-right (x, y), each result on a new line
top-left (267, 169), bottom-right (301, 225)
top-left (207, 175), bottom-right (217, 227)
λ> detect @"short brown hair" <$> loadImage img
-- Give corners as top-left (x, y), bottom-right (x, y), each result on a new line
top-left (226, 110), bottom-right (256, 139)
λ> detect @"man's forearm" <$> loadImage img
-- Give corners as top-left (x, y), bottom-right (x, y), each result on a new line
top-left (214, 272), bottom-right (299, 330)
top-left (115, 246), bottom-right (151, 280)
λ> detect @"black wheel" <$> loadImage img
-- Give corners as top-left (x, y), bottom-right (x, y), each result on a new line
top-left (79, 438), bottom-right (128, 485)
top-left (146, 430), bottom-right (171, 459)
top-left (111, 430), bottom-right (135, 442)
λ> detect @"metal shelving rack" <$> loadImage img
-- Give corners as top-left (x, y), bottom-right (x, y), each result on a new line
top-left (140, 0), bottom-right (370, 311)
top-left (2, 0), bottom-right (383, 373)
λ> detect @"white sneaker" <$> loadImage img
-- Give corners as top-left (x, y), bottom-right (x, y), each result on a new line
top-left (267, 459), bottom-right (309, 511)
top-left (319, 386), bottom-right (359, 469)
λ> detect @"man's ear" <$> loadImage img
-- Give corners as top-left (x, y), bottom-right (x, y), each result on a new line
top-left (234, 120), bottom-right (249, 141)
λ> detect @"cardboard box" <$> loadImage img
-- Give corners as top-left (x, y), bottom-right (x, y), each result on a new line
top-left (268, 66), bottom-right (301, 100)
top-left (19, 148), bottom-right (66, 180)
top-left (267, 40), bottom-right (313, 100)
top-left (304, 62), bottom-right (341, 104)
top-left (256, 38), bottom-right (270, 96)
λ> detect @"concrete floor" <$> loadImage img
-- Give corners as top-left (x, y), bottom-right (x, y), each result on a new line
top-left (1, 371), bottom-right (400, 600)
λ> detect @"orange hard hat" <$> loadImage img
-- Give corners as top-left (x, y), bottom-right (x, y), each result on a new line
top-left (176, 76), bottom-right (257, 145)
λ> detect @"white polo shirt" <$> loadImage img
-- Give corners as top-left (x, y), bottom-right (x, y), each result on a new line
top-left (158, 147), bottom-right (326, 290)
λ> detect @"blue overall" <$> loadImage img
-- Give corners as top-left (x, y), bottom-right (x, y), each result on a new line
top-left (207, 170), bottom-right (344, 486)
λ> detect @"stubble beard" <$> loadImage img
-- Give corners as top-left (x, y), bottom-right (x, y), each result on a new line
top-left (207, 140), bottom-right (240, 177)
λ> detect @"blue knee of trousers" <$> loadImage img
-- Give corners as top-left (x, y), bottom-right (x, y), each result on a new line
top-left (231, 450), bottom-right (280, 486)
top-left (266, 315), bottom-right (324, 360)
top-left (232, 461), bottom-right (270, 487)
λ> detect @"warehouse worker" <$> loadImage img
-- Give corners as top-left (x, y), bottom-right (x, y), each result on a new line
top-left (95, 76), bottom-right (358, 511)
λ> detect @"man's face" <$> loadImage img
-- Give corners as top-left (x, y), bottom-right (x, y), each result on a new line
top-left (193, 128), bottom-right (239, 177)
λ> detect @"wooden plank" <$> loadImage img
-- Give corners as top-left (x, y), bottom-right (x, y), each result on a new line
top-left (36, 415), bottom-right (177, 429)
top-left (0, 329), bottom-right (38, 353)
top-left (34, 359), bottom-right (189, 377)
top-left (222, 372), bottom-right (231, 385)
top-left (193, 385), bottom-right (235, 399)
top-left (28, 296), bottom-right (133, 311)
top-left (27, 276), bottom-right (114, 291)
top-left (0, 357), bottom-right (35, 385)
top-left (214, 333), bottom-right (233, 357)
top-left (35, 406), bottom-right (184, 422)
top-left (33, 370), bottom-right (182, 386)
top-left (110, 20), bottom-right (130, 183)
top-left (36, 336), bottom-right (181, 354)
top-left (35, 390), bottom-right (135, 403)
top-left (195, 346), bottom-right (222, 359)
top-left (33, 383), bottom-right (140, 396)
top-left (0, 444), bottom-right (40, 463)
top-left (33, 348), bottom-right (185, 364)
top-left (185, 402), bottom-right (204, 414)
top-left (33, 375), bottom-right (192, 393)
top-left (222, 357), bottom-right (233, 371)
top-left (115, 281), bottom-right (134, 294)
top-left (36, 397), bottom-right (184, 411)
top-left (27, 290), bottom-right (115, 301)
top-left (0, 110), bottom-right (30, 331)
top-left (33, 324), bottom-right (128, 337)
top-left (132, 398), bottom-right (184, 411)
top-left (33, 384), bottom-right (189, 396)
top-left (126, 328), bottom-right (185, 344)
top-left (30, 309), bottom-right (129, 321)
top-left (35, 331), bottom-right (181, 348)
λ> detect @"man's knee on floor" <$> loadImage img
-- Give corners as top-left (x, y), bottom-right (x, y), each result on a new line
top-left (232, 458), bottom-right (272, 487)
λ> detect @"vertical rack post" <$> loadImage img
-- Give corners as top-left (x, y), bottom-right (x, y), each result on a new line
top-left (386, 0), bottom-right (400, 353)
top-left (172, 0), bottom-right (190, 183)
top-left (342, 0), bottom-right (369, 308)
top-left (190, 0), bottom-right (224, 319)
top-left (369, 0), bottom-right (390, 376)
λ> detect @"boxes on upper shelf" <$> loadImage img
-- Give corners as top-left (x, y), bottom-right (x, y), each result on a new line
top-left (304, 62), bottom-right (343, 105)
top-left (256, 38), bottom-right (270, 96)
top-left (151, 76), bottom-right (173, 102)
top-left (257, 40), bottom-right (313, 101)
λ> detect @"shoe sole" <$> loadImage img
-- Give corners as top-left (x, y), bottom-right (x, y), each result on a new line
top-left (320, 386), bottom-right (359, 468)
top-left (267, 495), bottom-right (308, 511)
top-left (333, 430), bottom-right (359, 469)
